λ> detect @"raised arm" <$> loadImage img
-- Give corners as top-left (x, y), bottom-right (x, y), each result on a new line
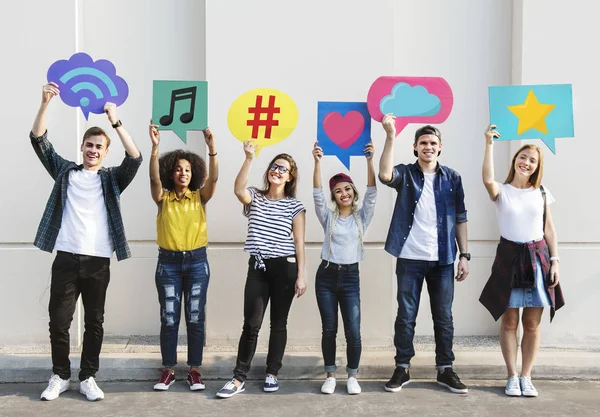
top-left (378, 113), bottom-right (396, 183)
top-left (148, 121), bottom-right (164, 205)
top-left (104, 102), bottom-right (140, 158)
top-left (234, 140), bottom-right (256, 205)
top-left (312, 141), bottom-right (323, 188)
top-left (32, 82), bottom-right (59, 137)
top-left (200, 127), bottom-right (219, 204)
top-left (365, 139), bottom-right (376, 186)
top-left (544, 204), bottom-right (560, 288)
top-left (482, 124), bottom-right (501, 201)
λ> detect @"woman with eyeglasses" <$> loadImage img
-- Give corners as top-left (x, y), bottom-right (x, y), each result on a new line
top-left (217, 140), bottom-right (306, 398)
top-left (312, 140), bottom-right (376, 395)
top-left (479, 125), bottom-right (565, 398)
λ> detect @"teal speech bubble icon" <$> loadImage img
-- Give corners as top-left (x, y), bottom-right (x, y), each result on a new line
top-left (152, 80), bottom-right (208, 143)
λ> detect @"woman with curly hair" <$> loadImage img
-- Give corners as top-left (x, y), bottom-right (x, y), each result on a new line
top-left (148, 121), bottom-right (219, 392)
top-left (311, 140), bottom-right (376, 395)
top-left (217, 140), bottom-right (306, 398)
top-left (479, 124), bottom-right (565, 398)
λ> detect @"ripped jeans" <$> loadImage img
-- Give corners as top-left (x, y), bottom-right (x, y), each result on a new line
top-left (155, 246), bottom-right (210, 368)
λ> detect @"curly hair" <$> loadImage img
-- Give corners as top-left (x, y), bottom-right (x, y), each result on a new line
top-left (159, 150), bottom-right (207, 191)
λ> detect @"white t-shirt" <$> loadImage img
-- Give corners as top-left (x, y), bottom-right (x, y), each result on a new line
top-left (400, 172), bottom-right (438, 261)
top-left (495, 182), bottom-right (555, 243)
top-left (55, 169), bottom-right (114, 258)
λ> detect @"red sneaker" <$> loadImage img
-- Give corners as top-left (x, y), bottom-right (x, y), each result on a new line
top-left (187, 370), bottom-right (205, 391)
top-left (153, 369), bottom-right (175, 391)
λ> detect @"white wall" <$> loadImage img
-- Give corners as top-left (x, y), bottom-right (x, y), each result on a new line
top-left (0, 0), bottom-right (597, 349)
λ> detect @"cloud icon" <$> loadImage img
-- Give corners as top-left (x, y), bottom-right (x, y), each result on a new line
top-left (379, 82), bottom-right (441, 117)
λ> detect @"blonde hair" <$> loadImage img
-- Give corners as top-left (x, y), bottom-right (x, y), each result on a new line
top-left (326, 198), bottom-right (364, 261)
top-left (504, 144), bottom-right (544, 189)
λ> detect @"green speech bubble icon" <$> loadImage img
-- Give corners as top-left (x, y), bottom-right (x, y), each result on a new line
top-left (152, 80), bottom-right (208, 143)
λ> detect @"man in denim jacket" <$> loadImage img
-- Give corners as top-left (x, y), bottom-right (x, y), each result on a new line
top-left (31, 82), bottom-right (142, 402)
top-left (378, 114), bottom-right (470, 394)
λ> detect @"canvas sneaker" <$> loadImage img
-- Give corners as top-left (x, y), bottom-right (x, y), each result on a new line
top-left (264, 375), bottom-right (279, 392)
top-left (40, 374), bottom-right (70, 401)
top-left (321, 377), bottom-right (336, 394)
top-left (216, 379), bottom-right (245, 398)
top-left (505, 375), bottom-right (522, 396)
top-left (347, 376), bottom-right (361, 395)
top-left (384, 368), bottom-right (410, 392)
top-left (153, 369), bottom-right (176, 391)
top-left (519, 376), bottom-right (538, 397)
top-left (436, 368), bottom-right (468, 394)
top-left (79, 376), bottom-right (105, 401)
top-left (187, 370), bottom-right (206, 391)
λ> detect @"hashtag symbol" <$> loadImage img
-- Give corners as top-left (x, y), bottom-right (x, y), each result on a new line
top-left (246, 95), bottom-right (280, 139)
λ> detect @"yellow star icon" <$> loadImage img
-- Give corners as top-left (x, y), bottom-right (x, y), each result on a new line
top-left (508, 89), bottom-right (556, 135)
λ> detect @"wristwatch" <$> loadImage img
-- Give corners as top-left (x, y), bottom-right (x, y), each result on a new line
top-left (111, 120), bottom-right (122, 128)
top-left (459, 253), bottom-right (471, 261)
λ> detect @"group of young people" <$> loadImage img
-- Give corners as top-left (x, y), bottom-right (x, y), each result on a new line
top-left (32, 82), bottom-right (564, 402)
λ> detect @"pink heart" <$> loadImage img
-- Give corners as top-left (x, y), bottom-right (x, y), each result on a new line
top-left (323, 111), bottom-right (365, 149)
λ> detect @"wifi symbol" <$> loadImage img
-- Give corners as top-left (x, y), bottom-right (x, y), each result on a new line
top-left (47, 52), bottom-right (129, 120)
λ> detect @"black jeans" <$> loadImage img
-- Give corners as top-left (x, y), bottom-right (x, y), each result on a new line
top-left (49, 251), bottom-right (110, 381)
top-left (233, 255), bottom-right (298, 382)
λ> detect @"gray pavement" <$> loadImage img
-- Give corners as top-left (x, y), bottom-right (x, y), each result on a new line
top-left (0, 380), bottom-right (598, 417)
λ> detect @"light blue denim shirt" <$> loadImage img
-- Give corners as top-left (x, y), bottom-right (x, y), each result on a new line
top-left (313, 186), bottom-right (377, 264)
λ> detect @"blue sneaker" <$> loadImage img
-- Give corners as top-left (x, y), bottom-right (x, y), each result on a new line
top-left (216, 379), bottom-right (245, 398)
top-left (264, 375), bottom-right (279, 392)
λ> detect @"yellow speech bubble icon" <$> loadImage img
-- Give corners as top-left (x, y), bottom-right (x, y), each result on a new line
top-left (227, 88), bottom-right (298, 155)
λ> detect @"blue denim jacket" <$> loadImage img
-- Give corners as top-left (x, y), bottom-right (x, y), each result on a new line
top-left (380, 162), bottom-right (467, 265)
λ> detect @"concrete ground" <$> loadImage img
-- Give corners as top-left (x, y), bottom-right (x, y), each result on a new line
top-left (0, 380), bottom-right (598, 417)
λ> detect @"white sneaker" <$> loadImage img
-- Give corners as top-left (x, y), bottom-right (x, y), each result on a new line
top-left (519, 376), bottom-right (538, 397)
top-left (347, 376), bottom-right (361, 395)
top-left (505, 375), bottom-right (521, 396)
top-left (79, 377), bottom-right (105, 401)
top-left (321, 377), bottom-right (336, 394)
top-left (40, 374), bottom-right (70, 401)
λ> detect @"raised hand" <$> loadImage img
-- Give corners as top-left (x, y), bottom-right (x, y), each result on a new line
top-left (149, 119), bottom-right (160, 146)
top-left (312, 141), bottom-right (323, 162)
top-left (104, 102), bottom-right (118, 125)
top-left (485, 124), bottom-right (500, 145)
top-left (42, 82), bottom-right (59, 104)
top-left (382, 113), bottom-right (396, 136)
top-left (203, 127), bottom-right (215, 148)
top-left (243, 139), bottom-right (258, 160)
top-left (364, 140), bottom-right (374, 160)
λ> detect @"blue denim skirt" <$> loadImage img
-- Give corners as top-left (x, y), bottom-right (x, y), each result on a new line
top-left (508, 256), bottom-right (551, 308)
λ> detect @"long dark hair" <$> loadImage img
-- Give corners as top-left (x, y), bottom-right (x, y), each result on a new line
top-left (159, 150), bottom-right (207, 191)
top-left (252, 153), bottom-right (298, 198)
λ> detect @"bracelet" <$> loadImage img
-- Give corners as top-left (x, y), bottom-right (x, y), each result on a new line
top-left (208, 152), bottom-right (217, 156)
top-left (550, 256), bottom-right (560, 263)
top-left (151, 151), bottom-right (159, 157)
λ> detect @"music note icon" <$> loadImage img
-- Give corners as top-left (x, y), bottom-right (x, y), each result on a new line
top-left (159, 86), bottom-right (197, 126)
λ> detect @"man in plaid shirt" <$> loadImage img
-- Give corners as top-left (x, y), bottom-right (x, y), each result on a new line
top-left (32, 82), bottom-right (142, 402)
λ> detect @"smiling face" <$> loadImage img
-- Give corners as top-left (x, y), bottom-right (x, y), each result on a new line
top-left (413, 134), bottom-right (442, 164)
top-left (80, 135), bottom-right (109, 170)
top-left (513, 148), bottom-right (540, 180)
top-left (172, 159), bottom-right (192, 189)
top-left (332, 182), bottom-right (355, 208)
top-left (267, 158), bottom-right (292, 186)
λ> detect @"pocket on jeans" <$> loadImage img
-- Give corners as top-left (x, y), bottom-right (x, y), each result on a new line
top-left (286, 256), bottom-right (298, 280)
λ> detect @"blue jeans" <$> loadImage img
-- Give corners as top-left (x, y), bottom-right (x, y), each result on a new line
top-left (394, 258), bottom-right (455, 368)
top-left (155, 247), bottom-right (210, 368)
top-left (315, 260), bottom-right (361, 375)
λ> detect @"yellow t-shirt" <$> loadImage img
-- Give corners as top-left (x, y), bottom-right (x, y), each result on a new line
top-left (156, 189), bottom-right (208, 251)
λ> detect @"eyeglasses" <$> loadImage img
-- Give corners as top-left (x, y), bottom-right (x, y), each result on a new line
top-left (270, 163), bottom-right (290, 174)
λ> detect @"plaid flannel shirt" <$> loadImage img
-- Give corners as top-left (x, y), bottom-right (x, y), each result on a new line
top-left (30, 130), bottom-right (142, 261)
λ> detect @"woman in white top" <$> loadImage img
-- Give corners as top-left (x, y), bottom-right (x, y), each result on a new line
top-left (312, 140), bottom-right (376, 395)
top-left (479, 124), bottom-right (564, 398)
top-left (216, 140), bottom-right (307, 398)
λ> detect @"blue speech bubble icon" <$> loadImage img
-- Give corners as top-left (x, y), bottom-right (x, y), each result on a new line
top-left (47, 52), bottom-right (129, 120)
top-left (317, 102), bottom-right (371, 170)
top-left (489, 84), bottom-right (574, 154)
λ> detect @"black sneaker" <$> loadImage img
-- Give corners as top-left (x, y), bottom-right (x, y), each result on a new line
top-left (436, 368), bottom-right (468, 393)
top-left (384, 368), bottom-right (410, 392)
top-left (216, 379), bottom-right (245, 398)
